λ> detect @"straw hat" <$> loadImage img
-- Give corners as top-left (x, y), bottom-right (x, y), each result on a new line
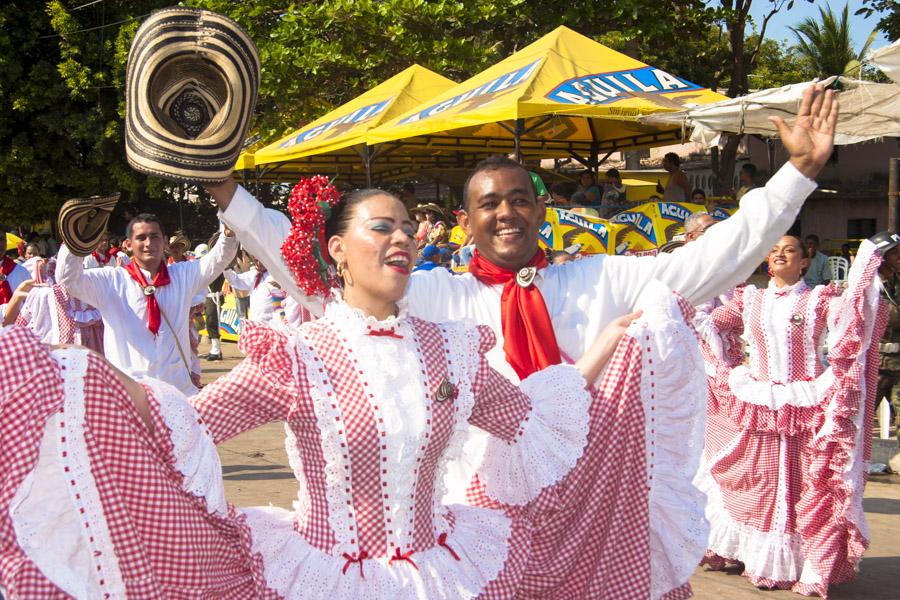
top-left (125, 8), bottom-right (260, 183)
top-left (168, 232), bottom-right (191, 250)
top-left (410, 203), bottom-right (445, 217)
top-left (57, 194), bottom-right (120, 257)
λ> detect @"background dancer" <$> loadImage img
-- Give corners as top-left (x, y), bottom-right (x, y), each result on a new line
top-left (56, 213), bottom-right (237, 394)
top-left (697, 234), bottom-right (887, 596)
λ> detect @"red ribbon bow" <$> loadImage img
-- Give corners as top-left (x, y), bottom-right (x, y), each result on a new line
top-left (468, 249), bottom-right (561, 379)
top-left (125, 260), bottom-right (172, 335)
top-left (0, 256), bottom-right (16, 305)
top-left (389, 547), bottom-right (419, 570)
top-left (437, 532), bottom-right (461, 561)
top-left (341, 551), bottom-right (369, 578)
top-left (367, 327), bottom-right (403, 339)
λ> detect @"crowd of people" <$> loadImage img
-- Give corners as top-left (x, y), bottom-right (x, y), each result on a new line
top-left (0, 43), bottom-right (894, 600)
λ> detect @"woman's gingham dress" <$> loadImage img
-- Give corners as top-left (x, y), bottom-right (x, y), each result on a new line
top-left (696, 240), bottom-right (887, 597)
top-left (1, 287), bottom-right (706, 599)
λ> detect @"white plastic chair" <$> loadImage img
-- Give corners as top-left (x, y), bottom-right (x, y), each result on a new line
top-left (827, 256), bottom-right (849, 285)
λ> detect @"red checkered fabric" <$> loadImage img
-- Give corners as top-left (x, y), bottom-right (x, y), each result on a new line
top-left (701, 247), bottom-right (887, 596)
top-left (0, 326), bottom-right (277, 599)
top-left (305, 320), bottom-right (389, 558)
top-left (408, 318), bottom-right (457, 552)
top-left (474, 334), bottom-right (651, 599)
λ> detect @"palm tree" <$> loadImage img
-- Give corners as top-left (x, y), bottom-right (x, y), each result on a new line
top-left (790, 3), bottom-right (879, 78)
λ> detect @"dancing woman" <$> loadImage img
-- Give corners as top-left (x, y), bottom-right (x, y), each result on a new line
top-left (697, 235), bottom-right (887, 596)
top-left (0, 182), bottom-right (703, 599)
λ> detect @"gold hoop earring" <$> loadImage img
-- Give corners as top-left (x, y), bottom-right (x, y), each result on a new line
top-left (337, 261), bottom-right (353, 286)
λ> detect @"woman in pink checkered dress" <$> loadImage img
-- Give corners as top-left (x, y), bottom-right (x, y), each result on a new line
top-left (0, 189), bottom-right (705, 599)
top-left (697, 235), bottom-right (886, 596)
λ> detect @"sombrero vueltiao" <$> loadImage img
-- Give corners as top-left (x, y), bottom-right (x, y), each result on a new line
top-left (125, 8), bottom-right (260, 184)
top-left (58, 194), bottom-right (120, 257)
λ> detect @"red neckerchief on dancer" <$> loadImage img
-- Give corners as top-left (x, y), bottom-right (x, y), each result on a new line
top-left (253, 269), bottom-right (266, 290)
top-left (91, 247), bottom-right (118, 266)
top-left (125, 260), bottom-right (171, 335)
top-left (467, 249), bottom-right (561, 379)
top-left (0, 256), bottom-right (16, 304)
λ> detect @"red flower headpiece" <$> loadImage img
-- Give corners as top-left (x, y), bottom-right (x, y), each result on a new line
top-left (281, 175), bottom-right (342, 297)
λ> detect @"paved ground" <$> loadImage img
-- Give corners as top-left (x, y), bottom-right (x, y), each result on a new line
top-left (202, 340), bottom-right (900, 599)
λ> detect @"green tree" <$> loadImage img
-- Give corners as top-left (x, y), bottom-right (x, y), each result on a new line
top-left (791, 3), bottom-right (879, 77)
top-left (743, 36), bottom-right (815, 89)
top-left (856, 0), bottom-right (900, 41)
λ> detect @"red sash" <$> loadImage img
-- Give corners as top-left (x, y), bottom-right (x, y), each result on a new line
top-left (125, 260), bottom-right (172, 335)
top-left (0, 256), bottom-right (16, 304)
top-left (468, 249), bottom-right (561, 378)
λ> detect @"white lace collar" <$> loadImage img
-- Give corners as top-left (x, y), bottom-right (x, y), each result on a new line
top-left (323, 295), bottom-right (409, 338)
top-left (767, 278), bottom-right (808, 297)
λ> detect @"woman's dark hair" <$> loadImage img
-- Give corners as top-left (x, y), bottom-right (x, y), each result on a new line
top-left (691, 188), bottom-right (706, 200)
top-left (126, 213), bottom-right (165, 239)
top-left (324, 188), bottom-right (400, 241)
top-left (784, 234), bottom-right (810, 259)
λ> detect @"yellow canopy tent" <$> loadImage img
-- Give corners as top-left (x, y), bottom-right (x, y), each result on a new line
top-left (247, 65), bottom-right (457, 185)
top-left (366, 26), bottom-right (727, 170)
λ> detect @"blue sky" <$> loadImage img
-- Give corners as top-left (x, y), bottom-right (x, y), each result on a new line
top-left (747, 1), bottom-right (892, 51)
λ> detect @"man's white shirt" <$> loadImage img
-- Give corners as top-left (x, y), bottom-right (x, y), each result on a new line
top-left (56, 233), bottom-right (237, 394)
top-left (224, 267), bottom-right (286, 325)
top-left (219, 162), bottom-right (817, 384)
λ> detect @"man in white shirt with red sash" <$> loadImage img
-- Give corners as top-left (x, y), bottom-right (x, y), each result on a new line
top-left (204, 85), bottom-right (839, 598)
top-left (57, 213), bottom-right (237, 395)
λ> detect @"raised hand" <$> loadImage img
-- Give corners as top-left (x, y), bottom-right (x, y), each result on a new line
top-left (769, 83), bottom-right (839, 180)
top-left (576, 310), bottom-right (643, 386)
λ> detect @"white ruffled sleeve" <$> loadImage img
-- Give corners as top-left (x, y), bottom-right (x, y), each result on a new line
top-left (464, 325), bottom-right (591, 506)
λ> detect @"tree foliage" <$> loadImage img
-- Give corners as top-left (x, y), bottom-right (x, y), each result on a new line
top-left (856, 0), bottom-right (900, 41)
top-left (0, 0), bottom-right (841, 225)
top-left (791, 3), bottom-right (879, 78)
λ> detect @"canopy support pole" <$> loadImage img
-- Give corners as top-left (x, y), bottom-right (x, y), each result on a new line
top-left (514, 118), bottom-right (524, 162)
top-left (363, 145), bottom-right (373, 187)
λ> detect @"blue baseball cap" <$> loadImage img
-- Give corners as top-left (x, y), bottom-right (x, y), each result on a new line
top-left (422, 244), bottom-right (439, 259)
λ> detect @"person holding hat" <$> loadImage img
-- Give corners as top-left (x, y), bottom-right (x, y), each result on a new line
top-left (204, 83), bottom-right (843, 597)
top-left (0, 178), bottom-right (703, 599)
top-left (694, 235), bottom-right (886, 595)
top-left (872, 231), bottom-right (900, 427)
top-left (55, 213), bottom-right (237, 395)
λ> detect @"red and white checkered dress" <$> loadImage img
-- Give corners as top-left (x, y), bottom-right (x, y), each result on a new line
top-left (1, 287), bottom-right (705, 599)
top-left (14, 283), bottom-right (104, 354)
top-left (697, 240), bottom-right (887, 597)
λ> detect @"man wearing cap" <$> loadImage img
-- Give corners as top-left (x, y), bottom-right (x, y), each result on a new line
top-left (414, 244), bottom-right (443, 272)
top-left (872, 231), bottom-right (900, 427)
top-left (0, 223), bottom-right (31, 319)
top-left (56, 213), bottom-right (237, 395)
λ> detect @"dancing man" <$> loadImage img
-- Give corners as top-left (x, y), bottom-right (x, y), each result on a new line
top-left (56, 213), bottom-right (237, 394)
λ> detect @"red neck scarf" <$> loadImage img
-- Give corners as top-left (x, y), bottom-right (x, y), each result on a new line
top-left (92, 247), bottom-right (116, 266)
top-left (253, 269), bottom-right (266, 290)
top-left (468, 249), bottom-right (561, 379)
top-left (125, 260), bottom-right (172, 335)
top-left (0, 256), bottom-right (16, 304)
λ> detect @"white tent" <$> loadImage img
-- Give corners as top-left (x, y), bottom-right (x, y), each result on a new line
top-left (870, 39), bottom-right (900, 84)
top-left (639, 75), bottom-right (900, 147)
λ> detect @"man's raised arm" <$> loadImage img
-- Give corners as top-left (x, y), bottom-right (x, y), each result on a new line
top-left (610, 84), bottom-right (839, 308)
top-left (205, 180), bottom-right (324, 317)
top-left (55, 244), bottom-right (108, 309)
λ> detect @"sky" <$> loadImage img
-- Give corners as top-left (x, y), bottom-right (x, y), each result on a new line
top-left (746, 0), bottom-right (892, 52)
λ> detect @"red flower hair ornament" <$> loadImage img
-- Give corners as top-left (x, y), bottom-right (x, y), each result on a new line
top-left (281, 175), bottom-right (342, 297)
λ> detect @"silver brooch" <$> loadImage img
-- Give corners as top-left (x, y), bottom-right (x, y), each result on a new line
top-left (143, 284), bottom-right (157, 296)
top-left (435, 378), bottom-right (457, 403)
top-left (790, 314), bottom-right (804, 326)
top-left (515, 266), bottom-right (537, 288)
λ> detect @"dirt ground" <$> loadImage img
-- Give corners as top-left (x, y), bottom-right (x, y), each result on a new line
top-left (202, 340), bottom-right (900, 600)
